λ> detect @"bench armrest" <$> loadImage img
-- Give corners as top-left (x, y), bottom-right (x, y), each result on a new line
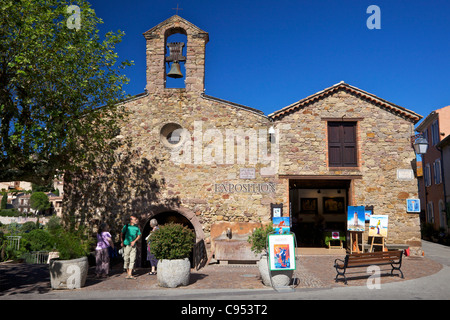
top-left (334, 258), bottom-right (345, 267)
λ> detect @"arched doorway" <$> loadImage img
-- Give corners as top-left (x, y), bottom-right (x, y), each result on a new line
top-left (140, 210), bottom-right (197, 268)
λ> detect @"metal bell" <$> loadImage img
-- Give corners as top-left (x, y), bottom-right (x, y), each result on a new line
top-left (167, 61), bottom-right (183, 78)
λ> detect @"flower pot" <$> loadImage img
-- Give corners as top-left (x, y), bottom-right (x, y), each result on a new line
top-left (49, 256), bottom-right (89, 289)
top-left (157, 258), bottom-right (191, 288)
top-left (258, 255), bottom-right (293, 287)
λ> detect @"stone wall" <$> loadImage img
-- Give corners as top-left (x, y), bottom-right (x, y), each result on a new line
top-left (272, 88), bottom-right (422, 254)
top-left (118, 92), bottom-right (280, 240)
top-left (63, 16), bottom-right (424, 256)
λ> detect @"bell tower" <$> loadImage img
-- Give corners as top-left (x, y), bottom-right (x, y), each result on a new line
top-left (143, 15), bottom-right (209, 94)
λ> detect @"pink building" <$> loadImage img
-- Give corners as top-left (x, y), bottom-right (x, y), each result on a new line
top-left (416, 106), bottom-right (450, 234)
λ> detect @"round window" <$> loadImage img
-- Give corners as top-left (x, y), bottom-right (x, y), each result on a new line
top-left (160, 123), bottom-right (185, 148)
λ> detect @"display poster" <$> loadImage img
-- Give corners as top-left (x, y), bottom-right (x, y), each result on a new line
top-left (347, 206), bottom-right (366, 232)
top-left (365, 205), bottom-right (374, 222)
top-left (369, 215), bottom-right (389, 237)
top-left (406, 199), bottom-right (420, 213)
top-left (268, 234), bottom-right (296, 271)
top-left (272, 217), bottom-right (290, 234)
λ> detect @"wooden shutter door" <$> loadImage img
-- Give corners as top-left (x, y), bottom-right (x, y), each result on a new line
top-left (328, 123), bottom-right (342, 166)
top-left (342, 122), bottom-right (357, 167)
top-left (328, 122), bottom-right (357, 167)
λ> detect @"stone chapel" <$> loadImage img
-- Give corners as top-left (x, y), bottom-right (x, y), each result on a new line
top-left (64, 15), bottom-right (424, 266)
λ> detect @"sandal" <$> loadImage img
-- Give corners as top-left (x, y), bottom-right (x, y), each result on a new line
top-left (126, 275), bottom-right (136, 280)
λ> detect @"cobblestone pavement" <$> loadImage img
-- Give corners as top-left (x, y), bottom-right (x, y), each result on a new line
top-left (0, 253), bottom-right (443, 296)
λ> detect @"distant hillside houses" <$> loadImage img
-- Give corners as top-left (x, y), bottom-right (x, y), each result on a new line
top-left (1, 178), bottom-right (64, 217)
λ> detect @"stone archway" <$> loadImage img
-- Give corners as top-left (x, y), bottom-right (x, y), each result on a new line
top-left (139, 205), bottom-right (205, 268)
top-left (140, 204), bottom-right (204, 242)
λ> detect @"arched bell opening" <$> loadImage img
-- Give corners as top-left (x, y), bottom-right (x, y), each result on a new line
top-left (164, 27), bottom-right (187, 88)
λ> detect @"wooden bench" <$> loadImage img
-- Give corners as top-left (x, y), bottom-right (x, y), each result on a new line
top-left (334, 250), bottom-right (404, 284)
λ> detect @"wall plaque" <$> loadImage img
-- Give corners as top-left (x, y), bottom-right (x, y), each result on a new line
top-left (239, 168), bottom-right (256, 179)
top-left (397, 169), bottom-right (414, 181)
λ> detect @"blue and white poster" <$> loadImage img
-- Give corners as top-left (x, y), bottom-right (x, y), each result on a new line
top-left (347, 206), bottom-right (365, 232)
top-left (406, 199), bottom-right (420, 213)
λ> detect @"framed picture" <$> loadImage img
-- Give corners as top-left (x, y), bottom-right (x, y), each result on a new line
top-left (365, 205), bottom-right (374, 222)
top-left (273, 217), bottom-right (290, 234)
top-left (369, 215), bottom-right (388, 237)
top-left (347, 206), bottom-right (366, 232)
top-left (268, 234), bottom-right (296, 271)
top-left (270, 203), bottom-right (283, 218)
top-left (300, 198), bottom-right (318, 214)
top-left (323, 197), bottom-right (345, 214)
top-left (406, 199), bottom-right (420, 213)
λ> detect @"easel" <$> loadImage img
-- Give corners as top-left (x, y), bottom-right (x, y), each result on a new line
top-left (369, 235), bottom-right (386, 252)
top-left (349, 231), bottom-right (364, 253)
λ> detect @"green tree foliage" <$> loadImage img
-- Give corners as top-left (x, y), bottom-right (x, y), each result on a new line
top-left (1, 193), bottom-right (6, 209)
top-left (30, 192), bottom-right (51, 213)
top-left (0, 0), bottom-right (132, 185)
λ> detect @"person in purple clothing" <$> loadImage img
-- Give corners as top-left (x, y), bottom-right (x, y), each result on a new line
top-left (95, 223), bottom-right (114, 278)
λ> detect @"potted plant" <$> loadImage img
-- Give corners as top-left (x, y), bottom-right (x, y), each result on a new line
top-left (149, 222), bottom-right (195, 288)
top-left (48, 227), bottom-right (91, 290)
top-left (248, 223), bottom-right (293, 287)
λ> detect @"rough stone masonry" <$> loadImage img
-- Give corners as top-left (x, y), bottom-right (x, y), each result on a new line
top-left (64, 15), bottom-right (424, 257)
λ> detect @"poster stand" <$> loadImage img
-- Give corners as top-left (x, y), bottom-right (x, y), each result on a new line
top-left (348, 231), bottom-right (365, 253)
top-left (369, 235), bottom-right (386, 252)
top-left (266, 231), bottom-right (298, 293)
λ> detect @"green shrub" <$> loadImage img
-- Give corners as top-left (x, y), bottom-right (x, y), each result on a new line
top-left (46, 215), bottom-right (63, 234)
top-left (53, 230), bottom-right (91, 260)
top-left (149, 223), bottom-right (195, 260)
top-left (22, 229), bottom-right (55, 252)
top-left (21, 221), bottom-right (39, 233)
top-left (0, 208), bottom-right (20, 217)
top-left (247, 223), bottom-right (273, 254)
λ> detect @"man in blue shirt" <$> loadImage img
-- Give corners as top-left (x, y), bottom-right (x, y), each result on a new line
top-left (121, 215), bottom-right (141, 279)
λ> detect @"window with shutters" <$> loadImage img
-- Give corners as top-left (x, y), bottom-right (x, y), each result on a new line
top-left (327, 122), bottom-right (357, 167)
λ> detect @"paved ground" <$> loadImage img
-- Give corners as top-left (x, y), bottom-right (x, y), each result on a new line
top-left (1, 241), bottom-right (446, 300)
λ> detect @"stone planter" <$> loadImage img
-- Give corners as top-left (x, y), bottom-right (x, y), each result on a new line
top-left (157, 258), bottom-right (191, 288)
top-left (49, 256), bottom-right (89, 290)
top-left (258, 254), bottom-right (293, 287)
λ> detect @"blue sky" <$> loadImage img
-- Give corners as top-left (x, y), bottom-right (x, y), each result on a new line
top-left (90, 0), bottom-right (450, 125)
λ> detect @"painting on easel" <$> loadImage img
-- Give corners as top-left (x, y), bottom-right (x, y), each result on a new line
top-left (369, 215), bottom-right (388, 237)
top-left (347, 206), bottom-right (365, 232)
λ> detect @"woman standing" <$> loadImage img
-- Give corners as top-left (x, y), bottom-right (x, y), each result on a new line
top-left (145, 219), bottom-right (159, 275)
top-left (95, 223), bottom-right (114, 278)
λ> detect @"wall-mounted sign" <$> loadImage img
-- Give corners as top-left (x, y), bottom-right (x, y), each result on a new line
top-left (239, 168), bottom-right (256, 179)
top-left (268, 234), bottom-right (296, 271)
top-left (406, 199), bottom-right (420, 213)
top-left (270, 203), bottom-right (283, 219)
top-left (214, 182), bottom-right (275, 193)
top-left (397, 169), bottom-right (414, 181)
